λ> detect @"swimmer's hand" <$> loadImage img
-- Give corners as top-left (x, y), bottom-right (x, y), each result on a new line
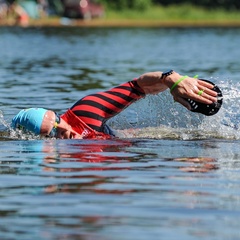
top-left (162, 72), bottom-right (218, 110)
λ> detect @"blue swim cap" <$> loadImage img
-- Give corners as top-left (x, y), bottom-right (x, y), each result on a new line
top-left (11, 108), bottom-right (48, 134)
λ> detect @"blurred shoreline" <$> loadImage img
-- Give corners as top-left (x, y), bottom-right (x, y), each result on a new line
top-left (1, 17), bottom-right (240, 28)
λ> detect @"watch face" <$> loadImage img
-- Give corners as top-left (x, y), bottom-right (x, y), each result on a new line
top-left (162, 70), bottom-right (173, 78)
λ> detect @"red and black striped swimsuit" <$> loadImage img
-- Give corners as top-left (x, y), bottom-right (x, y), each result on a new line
top-left (65, 80), bottom-right (145, 137)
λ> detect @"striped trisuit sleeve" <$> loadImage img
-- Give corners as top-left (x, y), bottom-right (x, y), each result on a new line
top-left (70, 80), bottom-right (146, 132)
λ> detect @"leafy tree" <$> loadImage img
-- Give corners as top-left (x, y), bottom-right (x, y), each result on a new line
top-left (99, 0), bottom-right (240, 10)
top-left (152, 0), bottom-right (240, 10)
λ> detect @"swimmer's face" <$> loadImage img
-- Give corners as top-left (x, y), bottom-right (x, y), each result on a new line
top-left (40, 111), bottom-right (82, 139)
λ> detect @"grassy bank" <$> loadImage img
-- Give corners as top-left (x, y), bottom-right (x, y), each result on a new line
top-left (2, 4), bottom-right (240, 27)
top-left (106, 4), bottom-right (240, 21)
top-left (100, 4), bottom-right (240, 27)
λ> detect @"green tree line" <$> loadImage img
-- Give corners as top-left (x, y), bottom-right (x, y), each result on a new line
top-left (99, 0), bottom-right (240, 10)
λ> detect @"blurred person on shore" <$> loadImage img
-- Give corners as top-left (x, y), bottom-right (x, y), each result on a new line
top-left (6, 0), bottom-right (29, 26)
top-left (0, 0), bottom-right (8, 19)
top-left (7, 0), bottom-right (45, 26)
top-left (37, 0), bottom-right (48, 17)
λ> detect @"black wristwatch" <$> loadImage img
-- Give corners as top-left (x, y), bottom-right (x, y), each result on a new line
top-left (161, 70), bottom-right (174, 79)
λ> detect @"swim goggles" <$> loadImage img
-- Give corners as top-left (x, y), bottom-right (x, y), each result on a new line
top-left (48, 112), bottom-right (61, 137)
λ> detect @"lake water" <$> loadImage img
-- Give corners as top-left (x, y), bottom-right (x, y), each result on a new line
top-left (0, 26), bottom-right (240, 240)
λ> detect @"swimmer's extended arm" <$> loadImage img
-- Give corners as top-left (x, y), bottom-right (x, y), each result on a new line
top-left (136, 71), bottom-right (218, 110)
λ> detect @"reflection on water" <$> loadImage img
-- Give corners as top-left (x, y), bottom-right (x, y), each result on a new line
top-left (0, 27), bottom-right (240, 239)
top-left (172, 157), bottom-right (218, 173)
top-left (1, 138), bottom-right (240, 239)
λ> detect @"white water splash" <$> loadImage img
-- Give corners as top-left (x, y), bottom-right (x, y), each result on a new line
top-left (0, 110), bottom-right (8, 129)
top-left (112, 78), bottom-right (240, 140)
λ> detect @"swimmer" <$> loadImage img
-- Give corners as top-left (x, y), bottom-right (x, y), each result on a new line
top-left (11, 70), bottom-right (222, 139)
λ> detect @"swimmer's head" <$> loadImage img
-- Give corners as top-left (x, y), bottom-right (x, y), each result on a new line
top-left (11, 108), bottom-right (58, 136)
